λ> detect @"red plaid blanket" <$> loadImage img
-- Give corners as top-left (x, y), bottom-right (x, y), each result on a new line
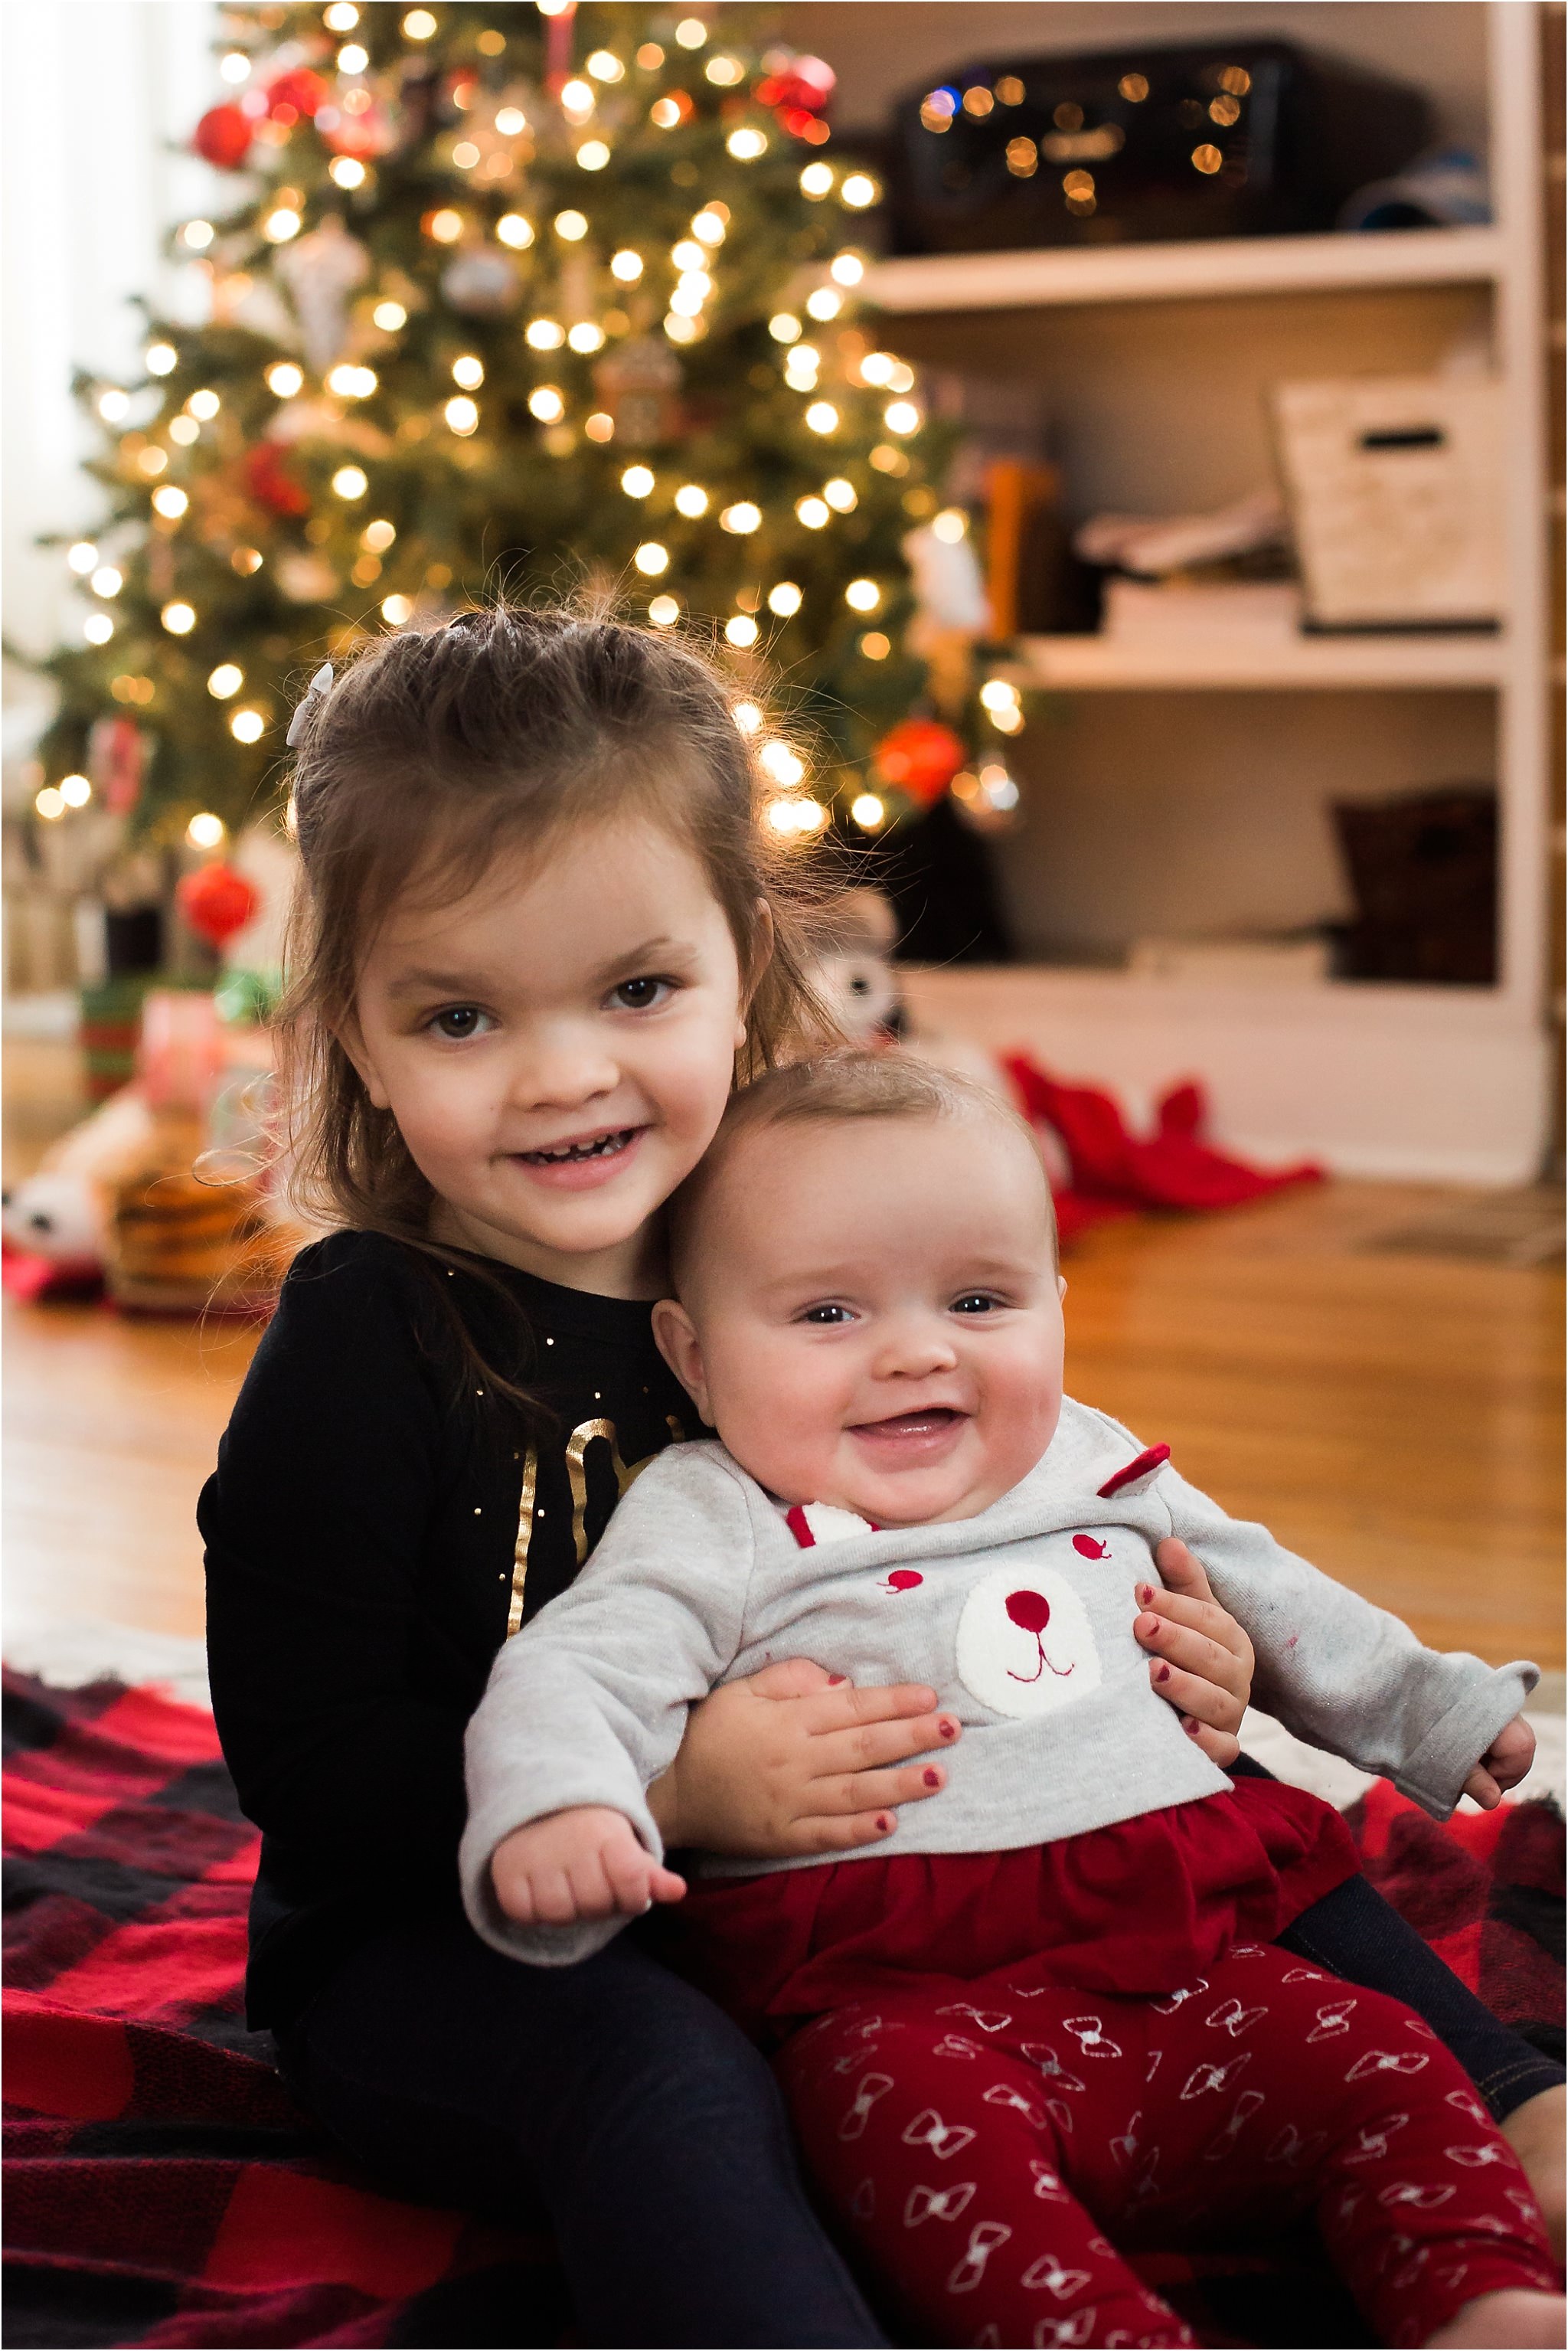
top-left (5, 1669), bottom-right (1562, 2349)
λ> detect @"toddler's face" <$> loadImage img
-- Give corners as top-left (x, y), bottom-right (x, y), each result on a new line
top-left (656, 1111), bottom-right (1066, 1527)
top-left (347, 810), bottom-right (746, 1297)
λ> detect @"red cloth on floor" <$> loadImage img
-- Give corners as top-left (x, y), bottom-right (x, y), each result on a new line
top-left (1001, 1055), bottom-right (1322, 1247)
top-left (676, 1780), bottom-right (1359, 2039)
top-left (779, 1948), bottom-right (1559, 2351)
top-left (0, 1241), bottom-right (103, 1303)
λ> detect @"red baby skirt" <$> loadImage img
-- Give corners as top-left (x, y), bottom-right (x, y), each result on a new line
top-left (671, 1780), bottom-right (1361, 2042)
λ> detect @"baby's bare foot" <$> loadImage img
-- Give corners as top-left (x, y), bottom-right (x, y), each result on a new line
top-left (1423, 2287), bottom-right (1566, 2347)
top-left (1503, 2085), bottom-right (1567, 2261)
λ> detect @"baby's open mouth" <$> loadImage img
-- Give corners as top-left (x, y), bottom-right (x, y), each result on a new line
top-left (518, 1128), bottom-right (639, 1166)
top-left (851, 1408), bottom-right (966, 1441)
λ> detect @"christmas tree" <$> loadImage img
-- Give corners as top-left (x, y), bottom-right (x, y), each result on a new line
top-left (28, 0), bottom-right (1024, 858)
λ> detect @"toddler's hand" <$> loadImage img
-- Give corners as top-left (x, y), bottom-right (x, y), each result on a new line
top-left (491, 1806), bottom-right (686, 1927)
top-left (650, 1658), bottom-right (960, 1859)
top-left (1463, 1715), bottom-right (1536, 1810)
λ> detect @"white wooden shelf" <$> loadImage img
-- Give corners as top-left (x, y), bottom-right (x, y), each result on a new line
top-left (901, 963), bottom-right (1549, 1186)
top-left (1016, 631), bottom-right (1505, 692)
top-left (864, 225), bottom-right (1507, 316)
top-left (861, 11), bottom-right (1547, 1184)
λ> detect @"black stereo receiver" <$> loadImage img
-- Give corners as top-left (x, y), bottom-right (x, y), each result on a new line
top-left (882, 40), bottom-right (1432, 255)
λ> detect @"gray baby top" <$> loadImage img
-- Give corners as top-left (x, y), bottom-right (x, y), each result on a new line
top-left (461, 1399), bottom-right (1534, 1967)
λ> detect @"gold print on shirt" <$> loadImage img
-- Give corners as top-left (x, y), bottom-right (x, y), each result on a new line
top-left (505, 1449), bottom-right (539, 1640)
top-left (507, 1415), bottom-right (685, 1636)
top-left (566, 1417), bottom-right (657, 1566)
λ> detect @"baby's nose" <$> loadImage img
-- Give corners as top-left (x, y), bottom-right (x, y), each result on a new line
top-left (876, 1320), bottom-right (959, 1377)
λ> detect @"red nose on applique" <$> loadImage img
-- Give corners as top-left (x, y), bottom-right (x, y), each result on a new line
top-left (1072, 1534), bottom-right (1109, 1561)
top-left (884, 1568), bottom-right (923, 1594)
top-left (1005, 1589), bottom-right (1051, 1635)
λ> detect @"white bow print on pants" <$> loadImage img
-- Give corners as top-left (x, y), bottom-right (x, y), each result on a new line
top-left (904, 2179), bottom-right (977, 2228)
top-left (946, 2220), bottom-right (1011, 2294)
top-left (1032, 2308), bottom-right (1098, 2346)
top-left (1022, 2251), bottom-right (1092, 2298)
top-left (902, 2108), bottom-right (977, 2160)
top-left (838, 2073), bottom-right (893, 2141)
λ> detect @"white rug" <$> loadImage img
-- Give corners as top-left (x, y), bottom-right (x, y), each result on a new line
top-left (5, 1610), bottom-right (212, 1710)
top-left (6, 1609), bottom-right (1562, 1813)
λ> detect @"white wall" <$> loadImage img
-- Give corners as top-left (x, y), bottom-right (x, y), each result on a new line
top-left (1, 0), bottom-right (219, 777)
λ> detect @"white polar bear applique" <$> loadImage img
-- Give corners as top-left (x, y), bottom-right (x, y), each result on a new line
top-left (955, 1546), bottom-right (1106, 1720)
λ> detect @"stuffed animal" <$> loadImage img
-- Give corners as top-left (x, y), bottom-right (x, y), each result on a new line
top-left (806, 885), bottom-right (1035, 1110)
top-left (810, 888), bottom-right (906, 1047)
top-left (2, 1086), bottom-right (162, 1283)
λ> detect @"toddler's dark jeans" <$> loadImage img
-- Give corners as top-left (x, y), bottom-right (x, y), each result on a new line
top-left (275, 1908), bottom-right (887, 2349)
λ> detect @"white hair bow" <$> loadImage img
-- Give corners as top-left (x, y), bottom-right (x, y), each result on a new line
top-left (286, 662), bottom-right (334, 749)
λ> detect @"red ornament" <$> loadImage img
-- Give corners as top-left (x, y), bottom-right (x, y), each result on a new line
top-left (244, 440), bottom-right (310, 518)
top-left (177, 860), bottom-right (260, 948)
top-left (756, 54), bottom-right (835, 113)
top-left (872, 717), bottom-right (967, 806)
top-left (265, 67), bottom-right (327, 124)
top-left (322, 97), bottom-right (394, 159)
top-left (194, 103), bottom-right (253, 169)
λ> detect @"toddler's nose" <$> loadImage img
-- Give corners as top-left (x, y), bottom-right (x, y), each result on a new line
top-left (513, 1031), bottom-right (619, 1109)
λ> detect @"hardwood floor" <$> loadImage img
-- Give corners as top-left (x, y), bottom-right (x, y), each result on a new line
top-left (1063, 1182), bottom-right (1563, 1669)
top-left (4, 1037), bottom-right (1562, 1665)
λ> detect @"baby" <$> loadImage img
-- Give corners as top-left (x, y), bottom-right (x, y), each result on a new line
top-left (461, 1053), bottom-right (1560, 2350)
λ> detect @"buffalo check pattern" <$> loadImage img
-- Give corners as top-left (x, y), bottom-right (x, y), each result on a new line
top-left (3, 1668), bottom-right (1561, 2349)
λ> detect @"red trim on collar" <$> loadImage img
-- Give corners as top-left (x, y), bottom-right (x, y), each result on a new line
top-left (1097, 1444), bottom-right (1171, 1499)
top-left (785, 1504), bottom-right (815, 1549)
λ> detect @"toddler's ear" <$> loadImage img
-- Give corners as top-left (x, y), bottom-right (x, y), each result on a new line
top-left (652, 1299), bottom-right (712, 1421)
top-left (332, 1014), bottom-right (392, 1110)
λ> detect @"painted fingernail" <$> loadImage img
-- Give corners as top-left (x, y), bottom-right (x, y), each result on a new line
top-left (1156, 1663), bottom-right (1171, 1683)
top-left (828, 1674), bottom-right (847, 1686)
top-left (1183, 1715), bottom-right (1199, 1735)
top-left (1138, 1584), bottom-right (1153, 1605)
top-left (876, 1813), bottom-right (893, 1833)
top-left (938, 1718), bottom-right (957, 1739)
top-left (923, 1767), bottom-right (941, 1788)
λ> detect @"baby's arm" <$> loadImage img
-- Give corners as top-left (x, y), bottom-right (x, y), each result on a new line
top-left (1161, 1468), bottom-right (1537, 1817)
top-left (461, 1447), bottom-right (756, 1964)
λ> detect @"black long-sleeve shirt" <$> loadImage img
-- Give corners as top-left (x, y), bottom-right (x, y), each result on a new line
top-left (200, 1229), bottom-right (697, 2028)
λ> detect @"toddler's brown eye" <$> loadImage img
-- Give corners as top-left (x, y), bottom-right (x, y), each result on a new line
top-left (434, 1006), bottom-right (482, 1038)
top-left (613, 976), bottom-right (668, 1009)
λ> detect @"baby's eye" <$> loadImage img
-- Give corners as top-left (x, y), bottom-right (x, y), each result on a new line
top-left (802, 1303), bottom-right (855, 1326)
top-left (609, 975), bottom-right (672, 1012)
top-left (951, 1292), bottom-right (1002, 1316)
top-left (430, 1005), bottom-right (492, 1040)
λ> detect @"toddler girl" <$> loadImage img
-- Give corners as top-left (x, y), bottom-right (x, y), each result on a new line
top-left (203, 606), bottom-right (1250, 2345)
top-left (465, 1051), bottom-right (1563, 2349)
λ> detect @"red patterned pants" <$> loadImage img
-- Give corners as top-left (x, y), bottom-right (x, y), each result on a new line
top-left (779, 1942), bottom-right (1559, 2349)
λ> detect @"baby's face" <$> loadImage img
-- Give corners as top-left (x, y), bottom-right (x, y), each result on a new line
top-left (656, 1111), bottom-right (1066, 1527)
